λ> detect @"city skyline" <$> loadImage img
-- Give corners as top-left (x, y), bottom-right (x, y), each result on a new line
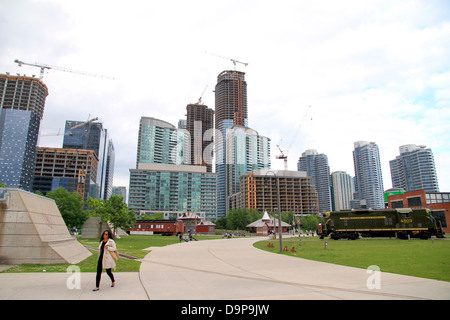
top-left (1, 1), bottom-right (449, 193)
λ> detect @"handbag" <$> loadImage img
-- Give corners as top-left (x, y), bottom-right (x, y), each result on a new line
top-left (110, 250), bottom-right (119, 261)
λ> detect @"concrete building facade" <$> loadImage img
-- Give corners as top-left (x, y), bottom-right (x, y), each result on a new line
top-left (331, 171), bottom-right (355, 211)
top-left (186, 103), bottom-right (214, 172)
top-left (32, 147), bottom-right (98, 202)
top-left (230, 169), bottom-right (319, 216)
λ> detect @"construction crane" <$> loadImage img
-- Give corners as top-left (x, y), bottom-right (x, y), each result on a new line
top-left (196, 85), bottom-right (208, 105)
top-left (276, 106), bottom-right (312, 170)
top-left (70, 116), bottom-right (99, 129)
top-left (276, 145), bottom-right (288, 171)
top-left (39, 128), bottom-right (71, 137)
top-left (38, 116), bottom-right (99, 139)
top-left (14, 59), bottom-right (114, 80)
top-left (205, 52), bottom-right (248, 70)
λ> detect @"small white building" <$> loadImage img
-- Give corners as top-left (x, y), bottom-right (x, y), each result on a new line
top-left (246, 211), bottom-right (291, 235)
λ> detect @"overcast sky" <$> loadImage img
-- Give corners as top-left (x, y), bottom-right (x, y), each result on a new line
top-left (1, 0), bottom-right (449, 194)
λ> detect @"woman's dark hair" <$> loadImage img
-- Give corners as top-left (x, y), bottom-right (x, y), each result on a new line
top-left (99, 229), bottom-right (114, 242)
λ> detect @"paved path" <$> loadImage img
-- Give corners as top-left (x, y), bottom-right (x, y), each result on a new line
top-left (139, 237), bottom-right (450, 300)
top-left (1, 237), bottom-right (449, 300)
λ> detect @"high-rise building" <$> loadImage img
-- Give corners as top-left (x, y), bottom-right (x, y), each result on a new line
top-left (33, 147), bottom-right (98, 201)
top-left (389, 144), bottom-right (439, 193)
top-left (225, 125), bottom-right (271, 213)
top-left (186, 103), bottom-right (214, 172)
top-left (215, 70), bottom-right (248, 218)
top-left (229, 169), bottom-right (319, 216)
top-left (136, 117), bottom-right (189, 167)
top-left (104, 139), bottom-right (115, 199)
top-left (63, 120), bottom-right (114, 200)
top-left (129, 117), bottom-right (217, 220)
top-left (331, 171), bottom-right (355, 211)
top-left (112, 186), bottom-right (127, 202)
top-left (129, 163), bottom-right (217, 220)
top-left (297, 149), bottom-right (332, 213)
top-left (352, 141), bottom-right (384, 209)
top-left (0, 74), bottom-right (48, 191)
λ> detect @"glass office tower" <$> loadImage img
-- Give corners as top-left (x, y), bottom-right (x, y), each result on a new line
top-left (297, 149), bottom-right (332, 213)
top-left (129, 163), bottom-right (217, 220)
top-left (390, 144), bottom-right (439, 193)
top-left (136, 117), bottom-right (189, 166)
top-left (63, 120), bottom-right (113, 200)
top-left (353, 141), bottom-right (384, 209)
top-left (0, 74), bottom-right (48, 191)
top-left (225, 125), bottom-right (271, 214)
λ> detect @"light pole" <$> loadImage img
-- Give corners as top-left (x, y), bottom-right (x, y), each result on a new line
top-left (265, 171), bottom-right (283, 253)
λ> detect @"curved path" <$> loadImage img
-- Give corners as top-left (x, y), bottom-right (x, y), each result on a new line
top-left (139, 236), bottom-right (450, 300)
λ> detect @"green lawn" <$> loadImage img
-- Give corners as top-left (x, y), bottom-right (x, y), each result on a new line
top-left (254, 237), bottom-right (450, 282)
top-left (1, 234), bottom-right (221, 273)
top-left (4, 234), bottom-right (449, 282)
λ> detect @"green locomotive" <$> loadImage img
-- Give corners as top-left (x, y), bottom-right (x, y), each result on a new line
top-left (318, 208), bottom-right (445, 240)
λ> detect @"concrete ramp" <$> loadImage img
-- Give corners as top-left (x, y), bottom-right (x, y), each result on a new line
top-left (81, 217), bottom-right (127, 239)
top-left (0, 188), bottom-right (92, 265)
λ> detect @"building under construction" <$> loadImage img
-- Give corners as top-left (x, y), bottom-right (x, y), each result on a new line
top-left (215, 70), bottom-right (248, 218)
top-left (186, 103), bottom-right (214, 172)
top-left (229, 169), bottom-right (319, 216)
top-left (32, 147), bottom-right (98, 201)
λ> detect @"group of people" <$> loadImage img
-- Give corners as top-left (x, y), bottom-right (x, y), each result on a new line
top-left (177, 230), bottom-right (198, 242)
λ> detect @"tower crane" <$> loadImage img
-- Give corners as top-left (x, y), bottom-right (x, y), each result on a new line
top-left (14, 59), bottom-right (114, 80)
top-left (276, 106), bottom-right (312, 170)
top-left (205, 52), bottom-right (248, 70)
top-left (70, 116), bottom-right (99, 129)
top-left (196, 85), bottom-right (208, 105)
top-left (39, 116), bottom-right (99, 138)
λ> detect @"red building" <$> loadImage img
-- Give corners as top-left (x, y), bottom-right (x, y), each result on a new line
top-left (130, 214), bottom-right (216, 235)
top-left (387, 190), bottom-right (449, 234)
top-left (177, 212), bottom-right (216, 235)
top-left (131, 220), bottom-right (184, 235)
top-left (196, 220), bottom-right (216, 234)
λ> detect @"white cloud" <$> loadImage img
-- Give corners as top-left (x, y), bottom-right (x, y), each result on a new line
top-left (1, 0), bottom-right (449, 192)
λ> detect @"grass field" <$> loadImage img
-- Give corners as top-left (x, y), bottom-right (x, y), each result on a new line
top-left (254, 236), bottom-right (450, 282)
top-left (1, 234), bottom-right (221, 273)
top-left (3, 234), bottom-right (449, 282)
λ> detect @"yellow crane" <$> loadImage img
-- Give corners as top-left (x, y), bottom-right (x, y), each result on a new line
top-left (14, 59), bottom-right (114, 80)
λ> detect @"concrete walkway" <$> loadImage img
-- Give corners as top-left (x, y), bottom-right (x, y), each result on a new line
top-left (139, 237), bottom-right (450, 300)
top-left (1, 236), bottom-right (449, 300)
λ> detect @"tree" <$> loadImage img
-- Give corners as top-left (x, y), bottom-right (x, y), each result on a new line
top-left (301, 215), bottom-right (321, 231)
top-left (281, 211), bottom-right (294, 226)
top-left (87, 195), bottom-right (136, 232)
top-left (227, 209), bottom-right (249, 230)
top-left (215, 217), bottom-right (227, 229)
top-left (141, 212), bottom-right (164, 220)
top-left (226, 208), bottom-right (261, 230)
top-left (41, 187), bottom-right (87, 228)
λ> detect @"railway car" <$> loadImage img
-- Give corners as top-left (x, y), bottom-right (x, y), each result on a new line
top-left (318, 208), bottom-right (445, 240)
top-left (131, 219), bottom-right (185, 236)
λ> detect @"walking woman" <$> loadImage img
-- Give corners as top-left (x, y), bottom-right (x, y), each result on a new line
top-left (93, 230), bottom-right (116, 291)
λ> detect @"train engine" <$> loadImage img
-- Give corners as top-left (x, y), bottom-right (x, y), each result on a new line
top-left (318, 208), bottom-right (444, 240)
